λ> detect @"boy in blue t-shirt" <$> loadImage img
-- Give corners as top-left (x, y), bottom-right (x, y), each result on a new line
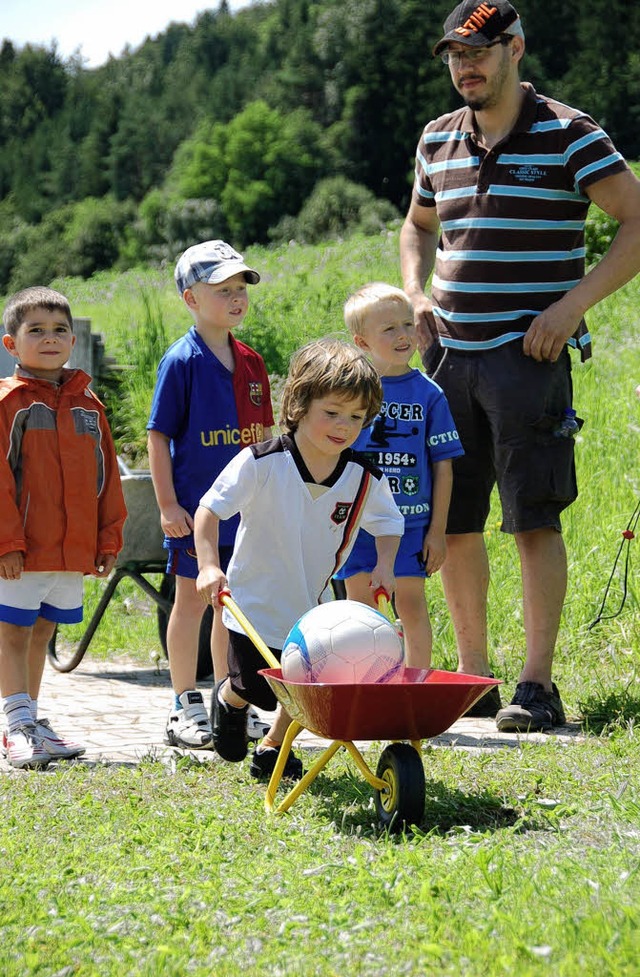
top-left (335, 282), bottom-right (464, 669)
top-left (147, 241), bottom-right (274, 750)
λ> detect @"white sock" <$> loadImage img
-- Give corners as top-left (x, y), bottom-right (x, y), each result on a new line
top-left (29, 698), bottom-right (38, 722)
top-left (3, 693), bottom-right (33, 732)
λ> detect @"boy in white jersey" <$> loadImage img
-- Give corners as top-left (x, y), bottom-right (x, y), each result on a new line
top-left (194, 339), bottom-right (403, 780)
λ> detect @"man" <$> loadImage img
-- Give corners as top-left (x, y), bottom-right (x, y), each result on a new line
top-left (400, 0), bottom-right (640, 731)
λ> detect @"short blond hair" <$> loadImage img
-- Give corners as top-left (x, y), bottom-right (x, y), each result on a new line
top-left (344, 282), bottom-right (413, 337)
top-left (280, 338), bottom-right (382, 434)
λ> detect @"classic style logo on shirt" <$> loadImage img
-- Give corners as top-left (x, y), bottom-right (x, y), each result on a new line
top-left (248, 382), bottom-right (264, 407)
top-left (509, 165), bottom-right (547, 184)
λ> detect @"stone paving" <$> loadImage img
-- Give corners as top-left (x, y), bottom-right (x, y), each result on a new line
top-left (1, 655), bottom-right (584, 773)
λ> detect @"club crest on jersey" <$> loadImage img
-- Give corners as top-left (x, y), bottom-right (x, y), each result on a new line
top-left (402, 475), bottom-right (419, 496)
top-left (248, 382), bottom-right (263, 406)
top-left (331, 502), bottom-right (352, 525)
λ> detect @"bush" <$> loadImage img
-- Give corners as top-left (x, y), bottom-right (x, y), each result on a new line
top-left (7, 196), bottom-right (134, 289)
top-left (269, 176), bottom-right (399, 245)
top-left (122, 190), bottom-right (228, 266)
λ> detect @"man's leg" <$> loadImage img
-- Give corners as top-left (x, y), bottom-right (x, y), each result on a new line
top-left (440, 532), bottom-right (490, 675)
top-left (514, 526), bottom-right (566, 690)
top-left (496, 526), bottom-right (567, 731)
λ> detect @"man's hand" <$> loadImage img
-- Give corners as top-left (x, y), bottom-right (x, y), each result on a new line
top-left (523, 299), bottom-right (582, 362)
top-left (409, 292), bottom-right (440, 358)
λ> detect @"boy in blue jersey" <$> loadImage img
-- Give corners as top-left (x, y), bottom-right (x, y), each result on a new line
top-left (148, 241), bottom-right (274, 750)
top-left (335, 283), bottom-right (464, 670)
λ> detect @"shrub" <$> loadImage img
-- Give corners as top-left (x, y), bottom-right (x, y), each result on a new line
top-left (269, 176), bottom-right (399, 244)
top-left (122, 190), bottom-right (228, 266)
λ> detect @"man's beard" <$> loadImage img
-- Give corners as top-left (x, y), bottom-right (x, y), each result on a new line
top-left (458, 52), bottom-right (510, 113)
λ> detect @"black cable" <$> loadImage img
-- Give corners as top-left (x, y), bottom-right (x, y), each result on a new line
top-left (588, 498), bottom-right (640, 629)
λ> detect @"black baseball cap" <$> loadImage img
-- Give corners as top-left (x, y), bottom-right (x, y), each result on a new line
top-left (433, 1), bottom-right (523, 56)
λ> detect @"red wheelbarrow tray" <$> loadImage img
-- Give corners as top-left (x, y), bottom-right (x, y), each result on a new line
top-left (259, 667), bottom-right (501, 742)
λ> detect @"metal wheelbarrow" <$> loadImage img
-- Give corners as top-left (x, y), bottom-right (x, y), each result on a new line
top-left (219, 589), bottom-right (501, 831)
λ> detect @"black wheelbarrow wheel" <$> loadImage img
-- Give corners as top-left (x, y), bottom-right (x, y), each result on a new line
top-left (157, 574), bottom-right (214, 681)
top-left (374, 743), bottom-right (425, 831)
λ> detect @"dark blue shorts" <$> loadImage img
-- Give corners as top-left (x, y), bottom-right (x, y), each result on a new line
top-left (334, 526), bottom-right (428, 580)
top-left (165, 544), bottom-right (233, 579)
top-left (433, 343), bottom-right (579, 535)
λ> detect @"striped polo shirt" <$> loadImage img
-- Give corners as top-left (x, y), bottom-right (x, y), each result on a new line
top-left (413, 83), bottom-right (628, 359)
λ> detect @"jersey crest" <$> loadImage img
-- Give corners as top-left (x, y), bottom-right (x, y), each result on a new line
top-left (248, 381), bottom-right (264, 407)
top-left (331, 502), bottom-right (352, 525)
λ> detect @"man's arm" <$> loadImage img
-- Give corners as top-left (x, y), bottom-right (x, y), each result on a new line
top-left (523, 168), bottom-right (640, 362)
top-left (399, 201), bottom-right (441, 356)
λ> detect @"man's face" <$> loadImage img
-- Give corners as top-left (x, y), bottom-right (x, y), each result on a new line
top-left (446, 37), bottom-right (514, 111)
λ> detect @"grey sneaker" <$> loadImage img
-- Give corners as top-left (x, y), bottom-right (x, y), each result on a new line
top-left (164, 691), bottom-right (213, 749)
top-left (496, 682), bottom-right (566, 732)
top-left (2, 723), bottom-right (50, 769)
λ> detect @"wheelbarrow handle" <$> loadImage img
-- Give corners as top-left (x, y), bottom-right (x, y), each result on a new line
top-left (217, 589), bottom-right (281, 669)
top-left (373, 586), bottom-right (394, 622)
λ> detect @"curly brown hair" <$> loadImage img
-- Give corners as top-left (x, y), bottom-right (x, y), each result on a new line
top-left (279, 338), bottom-right (383, 434)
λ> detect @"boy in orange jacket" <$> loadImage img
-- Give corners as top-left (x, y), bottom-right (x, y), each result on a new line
top-left (0, 286), bottom-right (126, 768)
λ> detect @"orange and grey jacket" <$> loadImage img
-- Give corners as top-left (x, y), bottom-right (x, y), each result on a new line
top-left (0, 368), bottom-right (127, 572)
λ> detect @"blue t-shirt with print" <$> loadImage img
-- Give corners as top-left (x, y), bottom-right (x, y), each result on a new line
top-left (353, 369), bottom-right (463, 531)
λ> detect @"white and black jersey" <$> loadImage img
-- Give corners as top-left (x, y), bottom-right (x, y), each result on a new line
top-left (199, 434), bottom-right (404, 648)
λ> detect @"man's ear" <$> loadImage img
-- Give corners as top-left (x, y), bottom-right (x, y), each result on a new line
top-left (2, 333), bottom-right (18, 357)
top-left (511, 34), bottom-right (525, 65)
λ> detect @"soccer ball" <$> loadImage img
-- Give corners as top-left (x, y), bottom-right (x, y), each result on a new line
top-left (281, 599), bottom-right (404, 684)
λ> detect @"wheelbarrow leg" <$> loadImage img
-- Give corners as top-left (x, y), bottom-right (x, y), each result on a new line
top-left (266, 721), bottom-right (346, 815)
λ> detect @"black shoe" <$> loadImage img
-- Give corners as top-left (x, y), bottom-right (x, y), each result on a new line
top-left (496, 681), bottom-right (566, 732)
top-left (464, 677), bottom-right (502, 718)
top-left (249, 745), bottom-right (304, 781)
top-left (211, 679), bottom-right (248, 762)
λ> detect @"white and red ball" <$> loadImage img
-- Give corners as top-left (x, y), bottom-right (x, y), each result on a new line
top-left (281, 599), bottom-right (404, 684)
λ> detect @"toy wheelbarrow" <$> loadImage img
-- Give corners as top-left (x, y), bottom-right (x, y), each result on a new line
top-left (219, 589), bottom-right (501, 831)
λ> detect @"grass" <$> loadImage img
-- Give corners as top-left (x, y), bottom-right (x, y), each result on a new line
top-left (1, 737), bottom-right (639, 976)
top-left (2, 229), bottom-right (640, 975)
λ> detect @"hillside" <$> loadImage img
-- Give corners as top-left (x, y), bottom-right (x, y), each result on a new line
top-left (0, 0), bottom-right (639, 291)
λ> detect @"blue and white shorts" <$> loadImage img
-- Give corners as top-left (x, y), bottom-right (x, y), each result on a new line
top-left (0, 571), bottom-right (84, 627)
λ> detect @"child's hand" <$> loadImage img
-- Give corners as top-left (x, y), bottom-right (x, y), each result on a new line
top-left (423, 529), bottom-right (446, 576)
top-left (0, 550), bottom-right (24, 580)
top-left (196, 565), bottom-right (227, 607)
top-left (93, 553), bottom-right (116, 577)
top-left (161, 502), bottom-right (193, 538)
top-left (369, 564), bottom-right (396, 603)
